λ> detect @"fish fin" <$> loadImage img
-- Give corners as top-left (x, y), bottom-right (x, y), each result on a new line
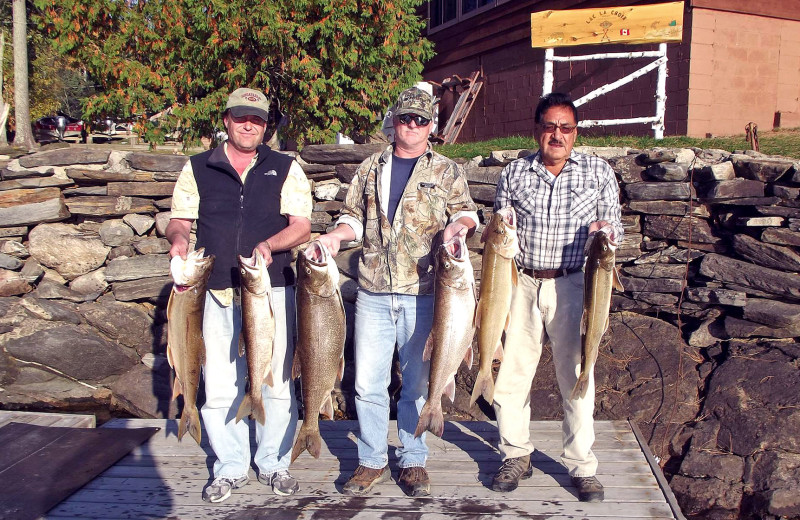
top-left (267, 289), bottom-right (275, 318)
top-left (612, 266), bottom-right (624, 292)
top-left (494, 341), bottom-right (504, 361)
top-left (570, 374), bottom-right (589, 401)
top-left (166, 342), bottom-right (175, 368)
top-left (291, 423), bottom-right (322, 462)
top-left (235, 394), bottom-right (253, 424)
top-left (472, 293), bottom-right (479, 329)
top-left (291, 351), bottom-right (301, 380)
top-left (238, 333), bottom-right (245, 357)
top-left (470, 369), bottom-right (496, 407)
top-left (171, 376), bottom-right (183, 400)
top-left (320, 394), bottom-right (334, 421)
top-left (463, 345), bottom-right (474, 368)
top-left (178, 405), bottom-right (202, 445)
top-left (166, 288), bottom-right (175, 320)
top-left (414, 401), bottom-right (445, 438)
top-left (264, 369), bottom-right (274, 388)
top-left (445, 376), bottom-right (457, 403)
top-left (580, 310), bottom-right (588, 335)
top-left (422, 334), bottom-right (434, 362)
top-left (511, 262), bottom-right (519, 286)
top-left (336, 289), bottom-right (346, 320)
top-left (337, 356), bottom-right (345, 382)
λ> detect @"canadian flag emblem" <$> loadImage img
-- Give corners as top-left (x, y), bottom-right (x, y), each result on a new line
top-left (620, 28), bottom-right (630, 36)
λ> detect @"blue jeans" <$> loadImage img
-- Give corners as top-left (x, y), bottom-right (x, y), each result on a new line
top-left (353, 289), bottom-right (433, 469)
top-left (201, 287), bottom-right (298, 479)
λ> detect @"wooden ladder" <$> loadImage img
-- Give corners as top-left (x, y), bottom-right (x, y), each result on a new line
top-left (431, 71), bottom-right (483, 144)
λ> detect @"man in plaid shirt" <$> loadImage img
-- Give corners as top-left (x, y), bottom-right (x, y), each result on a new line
top-left (490, 92), bottom-right (623, 502)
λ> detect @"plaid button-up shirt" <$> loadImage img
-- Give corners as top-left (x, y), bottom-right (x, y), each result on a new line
top-left (494, 149), bottom-right (623, 271)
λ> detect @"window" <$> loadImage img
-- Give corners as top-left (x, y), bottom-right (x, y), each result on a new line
top-left (428, 0), bottom-right (502, 31)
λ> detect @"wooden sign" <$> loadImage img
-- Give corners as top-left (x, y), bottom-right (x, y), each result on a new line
top-left (531, 2), bottom-right (684, 48)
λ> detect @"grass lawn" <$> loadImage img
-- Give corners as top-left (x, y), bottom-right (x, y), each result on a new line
top-left (436, 128), bottom-right (800, 160)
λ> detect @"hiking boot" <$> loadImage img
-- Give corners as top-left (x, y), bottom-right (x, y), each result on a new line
top-left (202, 475), bottom-right (249, 503)
top-left (342, 465), bottom-right (391, 496)
top-left (491, 455), bottom-right (532, 492)
top-left (258, 469), bottom-right (299, 496)
top-left (398, 466), bottom-right (431, 497)
top-left (572, 475), bottom-right (604, 502)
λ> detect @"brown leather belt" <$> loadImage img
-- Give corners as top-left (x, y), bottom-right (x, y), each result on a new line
top-left (521, 267), bottom-right (581, 279)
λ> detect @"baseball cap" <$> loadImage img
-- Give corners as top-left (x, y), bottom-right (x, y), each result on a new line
top-left (394, 87), bottom-right (435, 120)
top-left (225, 88), bottom-right (270, 122)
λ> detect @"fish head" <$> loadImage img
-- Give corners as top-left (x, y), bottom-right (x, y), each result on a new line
top-left (170, 248), bottom-right (215, 292)
top-left (486, 206), bottom-right (519, 258)
top-left (436, 234), bottom-right (474, 287)
top-left (298, 241), bottom-right (339, 295)
top-left (238, 250), bottom-right (271, 294)
top-left (585, 230), bottom-right (617, 267)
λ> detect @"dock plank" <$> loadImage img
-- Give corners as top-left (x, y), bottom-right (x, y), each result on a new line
top-left (0, 411), bottom-right (95, 429)
top-left (43, 420), bottom-right (681, 520)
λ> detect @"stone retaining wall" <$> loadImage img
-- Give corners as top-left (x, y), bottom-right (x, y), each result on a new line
top-left (1, 143), bottom-right (799, 519)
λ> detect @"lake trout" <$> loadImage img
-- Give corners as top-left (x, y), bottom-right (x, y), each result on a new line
top-left (291, 241), bottom-right (346, 461)
top-left (235, 250), bottom-right (275, 425)
top-left (166, 248), bottom-right (215, 445)
top-left (472, 206), bottom-right (518, 406)
top-left (570, 229), bottom-right (624, 400)
top-left (414, 234), bottom-right (477, 438)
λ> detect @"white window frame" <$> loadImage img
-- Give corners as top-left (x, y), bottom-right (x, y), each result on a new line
top-left (427, 0), bottom-right (501, 34)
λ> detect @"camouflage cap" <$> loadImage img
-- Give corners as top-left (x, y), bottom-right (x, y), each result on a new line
top-left (225, 88), bottom-right (270, 122)
top-left (394, 87), bottom-right (435, 120)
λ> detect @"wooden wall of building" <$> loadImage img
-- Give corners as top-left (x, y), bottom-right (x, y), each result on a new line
top-left (423, 0), bottom-right (800, 141)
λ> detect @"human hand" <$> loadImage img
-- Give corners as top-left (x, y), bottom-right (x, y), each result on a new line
top-left (168, 238), bottom-right (189, 260)
top-left (316, 234), bottom-right (343, 257)
top-left (255, 241), bottom-right (274, 267)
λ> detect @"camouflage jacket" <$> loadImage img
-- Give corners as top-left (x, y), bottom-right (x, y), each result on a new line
top-left (338, 144), bottom-right (478, 295)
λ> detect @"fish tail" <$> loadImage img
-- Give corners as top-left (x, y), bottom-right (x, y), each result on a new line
top-left (179, 405), bottom-right (202, 445)
top-left (469, 369), bottom-right (495, 407)
top-left (414, 402), bottom-right (444, 438)
top-left (234, 394), bottom-right (259, 424)
top-left (291, 423), bottom-right (322, 462)
top-left (570, 374), bottom-right (589, 401)
top-left (251, 396), bottom-right (266, 425)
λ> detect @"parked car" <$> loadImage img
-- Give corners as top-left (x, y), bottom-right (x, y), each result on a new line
top-left (33, 115), bottom-right (86, 143)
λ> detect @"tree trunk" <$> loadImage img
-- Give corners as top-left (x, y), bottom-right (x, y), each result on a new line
top-left (12, 0), bottom-right (35, 150)
top-left (0, 30), bottom-right (9, 146)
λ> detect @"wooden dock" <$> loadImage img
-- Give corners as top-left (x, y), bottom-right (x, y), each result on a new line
top-left (0, 410), bottom-right (95, 429)
top-left (42, 419), bottom-right (682, 519)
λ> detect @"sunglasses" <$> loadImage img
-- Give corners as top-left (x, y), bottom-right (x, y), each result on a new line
top-left (397, 114), bottom-right (431, 126)
top-left (538, 122), bottom-right (577, 134)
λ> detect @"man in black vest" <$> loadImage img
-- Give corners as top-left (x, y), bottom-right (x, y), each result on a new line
top-left (166, 88), bottom-right (312, 503)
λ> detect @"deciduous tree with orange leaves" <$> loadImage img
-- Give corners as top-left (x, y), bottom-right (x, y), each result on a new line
top-left (35, 0), bottom-right (434, 145)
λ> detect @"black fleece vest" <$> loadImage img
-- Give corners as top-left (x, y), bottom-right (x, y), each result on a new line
top-left (191, 144), bottom-right (294, 289)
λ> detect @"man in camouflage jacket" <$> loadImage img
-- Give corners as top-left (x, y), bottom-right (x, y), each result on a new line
top-left (319, 86), bottom-right (478, 497)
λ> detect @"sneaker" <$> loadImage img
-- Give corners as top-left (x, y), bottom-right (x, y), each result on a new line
top-left (491, 455), bottom-right (533, 492)
top-left (202, 475), bottom-right (249, 503)
top-left (258, 469), bottom-right (299, 496)
top-left (398, 466), bottom-right (431, 497)
top-left (342, 465), bottom-right (391, 496)
top-left (572, 475), bottom-right (604, 502)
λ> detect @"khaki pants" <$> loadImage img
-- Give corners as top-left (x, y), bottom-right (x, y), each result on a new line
top-left (493, 269), bottom-right (598, 477)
